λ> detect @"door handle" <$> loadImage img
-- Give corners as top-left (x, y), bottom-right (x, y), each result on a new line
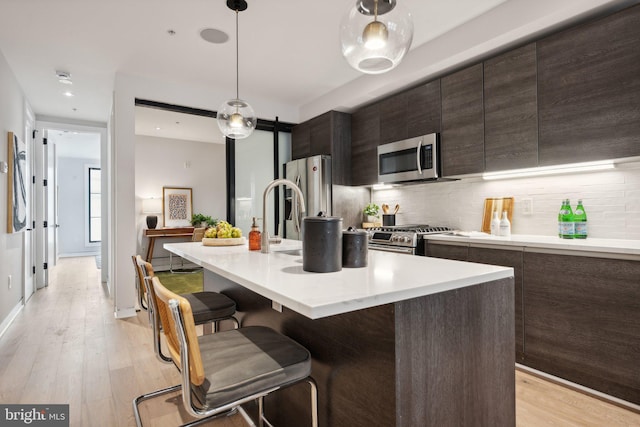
top-left (416, 139), bottom-right (423, 175)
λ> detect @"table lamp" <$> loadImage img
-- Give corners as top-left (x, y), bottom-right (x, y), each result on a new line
top-left (142, 198), bottom-right (162, 229)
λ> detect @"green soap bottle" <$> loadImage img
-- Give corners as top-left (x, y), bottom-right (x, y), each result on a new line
top-left (573, 199), bottom-right (587, 239)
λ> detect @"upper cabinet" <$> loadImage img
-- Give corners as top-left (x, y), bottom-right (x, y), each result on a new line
top-left (350, 103), bottom-right (380, 186)
top-left (441, 63), bottom-right (485, 176)
top-left (537, 5), bottom-right (640, 165)
top-left (291, 121), bottom-right (310, 160)
top-left (484, 43), bottom-right (538, 171)
top-left (291, 111), bottom-right (351, 185)
top-left (379, 81), bottom-right (441, 145)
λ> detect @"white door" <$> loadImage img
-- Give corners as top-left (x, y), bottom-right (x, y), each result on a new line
top-left (23, 113), bottom-right (35, 300)
top-left (35, 130), bottom-right (49, 288)
top-left (47, 142), bottom-right (57, 266)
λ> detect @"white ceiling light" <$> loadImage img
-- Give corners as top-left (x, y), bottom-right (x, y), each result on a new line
top-left (340, 0), bottom-right (413, 74)
top-left (55, 70), bottom-right (73, 85)
top-left (217, 0), bottom-right (256, 140)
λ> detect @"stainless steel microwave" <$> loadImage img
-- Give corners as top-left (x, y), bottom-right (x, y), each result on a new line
top-left (377, 133), bottom-right (440, 183)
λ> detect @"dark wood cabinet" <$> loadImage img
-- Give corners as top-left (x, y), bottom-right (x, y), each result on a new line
top-left (407, 81), bottom-right (441, 138)
top-left (441, 63), bottom-right (485, 176)
top-left (379, 92), bottom-right (406, 145)
top-left (350, 103), bottom-right (380, 186)
top-left (523, 252), bottom-right (640, 405)
top-left (291, 111), bottom-right (351, 185)
top-left (291, 121), bottom-right (310, 160)
top-left (426, 240), bottom-right (524, 361)
top-left (425, 240), bottom-right (468, 261)
top-left (484, 43), bottom-right (538, 171)
top-left (379, 81), bottom-right (441, 145)
top-left (537, 5), bottom-right (640, 165)
top-left (468, 246), bottom-right (524, 361)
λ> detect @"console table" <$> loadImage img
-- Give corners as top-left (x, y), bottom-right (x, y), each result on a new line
top-left (143, 227), bottom-right (194, 262)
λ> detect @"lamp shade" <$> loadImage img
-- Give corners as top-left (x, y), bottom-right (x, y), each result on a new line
top-left (217, 98), bottom-right (256, 139)
top-left (142, 198), bottom-right (162, 214)
top-left (340, 0), bottom-right (413, 74)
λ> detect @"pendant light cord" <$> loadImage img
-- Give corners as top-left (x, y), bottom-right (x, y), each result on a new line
top-left (235, 9), bottom-right (239, 100)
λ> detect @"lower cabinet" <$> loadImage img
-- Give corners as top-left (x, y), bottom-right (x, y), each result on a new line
top-left (425, 240), bottom-right (468, 261)
top-left (425, 241), bottom-right (524, 360)
top-left (523, 252), bottom-right (640, 405)
top-left (425, 240), bottom-right (640, 404)
top-left (468, 246), bottom-right (524, 362)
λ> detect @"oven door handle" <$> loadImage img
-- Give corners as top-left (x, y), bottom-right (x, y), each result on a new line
top-left (416, 138), bottom-right (423, 175)
top-left (369, 244), bottom-right (415, 255)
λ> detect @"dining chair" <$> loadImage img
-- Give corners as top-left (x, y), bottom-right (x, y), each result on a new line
top-left (132, 255), bottom-right (149, 312)
top-left (134, 255), bottom-right (239, 333)
top-left (133, 276), bottom-right (318, 427)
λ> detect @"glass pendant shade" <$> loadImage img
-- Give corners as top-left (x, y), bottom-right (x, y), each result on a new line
top-left (217, 0), bottom-right (256, 140)
top-left (217, 98), bottom-right (256, 139)
top-left (340, 0), bottom-right (413, 74)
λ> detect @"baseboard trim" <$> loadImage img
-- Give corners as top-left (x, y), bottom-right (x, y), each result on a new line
top-left (114, 307), bottom-right (137, 319)
top-left (516, 364), bottom-right (640, 414)
top-left (0, 301), bottom-right (24, 339)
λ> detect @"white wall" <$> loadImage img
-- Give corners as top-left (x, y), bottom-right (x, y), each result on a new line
top-left (135, 135), bottom-right (226, 264)
top-left (372, 160), bottom-right (640, 240)
top-left (57, 156), bottom-right (101, 256)
top-left (0, 50), bottom-right (28, 330)
top-left (113, 72), bottom-right (299, 318)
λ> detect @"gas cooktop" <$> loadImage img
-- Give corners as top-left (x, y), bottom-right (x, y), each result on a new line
top-left (369, 224), bottom-right (453, 234)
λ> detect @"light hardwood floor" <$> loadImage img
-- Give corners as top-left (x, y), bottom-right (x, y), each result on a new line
top-left (0, 256), bottom-right (638, 426)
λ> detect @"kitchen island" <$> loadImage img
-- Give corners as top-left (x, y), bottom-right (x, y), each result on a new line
top-left (165, 240), bottom-right (515, 427)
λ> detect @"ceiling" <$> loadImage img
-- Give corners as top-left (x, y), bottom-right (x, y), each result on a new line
top-left (0, 0), bottom-right (635, 143)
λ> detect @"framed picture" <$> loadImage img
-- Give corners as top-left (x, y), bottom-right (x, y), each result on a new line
top-left (162, 186), bottom-right (193, 227)
top-left (7, 132), bottom-right (27, 233)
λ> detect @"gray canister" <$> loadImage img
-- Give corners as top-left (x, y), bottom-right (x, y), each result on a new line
top-left (302, 214), bottom-right (343, 273)
top-left (342, 227), bottom-right (368, 268)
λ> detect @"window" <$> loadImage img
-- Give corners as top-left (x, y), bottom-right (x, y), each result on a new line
top-left (89, 167), bottom-right (101, 242)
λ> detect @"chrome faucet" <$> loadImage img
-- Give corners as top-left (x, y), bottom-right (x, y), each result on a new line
top-left (261, 178), bottom-right (305, 253)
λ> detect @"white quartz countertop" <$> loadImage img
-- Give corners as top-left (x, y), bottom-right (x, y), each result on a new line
top-left (164, 240), bottom-right (513, 319)
top-left (425, 233), bottom-right (640, 256)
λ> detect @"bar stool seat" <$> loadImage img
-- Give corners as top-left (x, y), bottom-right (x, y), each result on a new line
top-left (184, 292), bottom-right (236, 324)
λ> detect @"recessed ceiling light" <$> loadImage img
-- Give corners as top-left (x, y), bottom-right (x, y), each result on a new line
top-left (156, 127), bottom-right (161, 131)
top-left (63, 91), bottom-right (74, 97)
top-left (200, 28), bottom-right (229, 44)
top-left (56, 70), bottom-right (73, 84)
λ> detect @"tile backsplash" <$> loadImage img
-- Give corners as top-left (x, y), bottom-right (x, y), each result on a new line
top-left (371, 160), bottom-right (640, 240)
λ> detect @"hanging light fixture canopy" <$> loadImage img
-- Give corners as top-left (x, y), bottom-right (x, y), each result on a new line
top-left (217, 0), bottom-right (256, 140)
top-left (340, 0), bottom-right (413, 74)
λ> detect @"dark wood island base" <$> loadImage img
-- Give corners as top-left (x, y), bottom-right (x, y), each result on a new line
top-left (205, 271), bottom-right (515, 427)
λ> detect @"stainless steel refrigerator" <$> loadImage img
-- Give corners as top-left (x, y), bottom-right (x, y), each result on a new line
top-left (284, 155), bottom-right (332, 240)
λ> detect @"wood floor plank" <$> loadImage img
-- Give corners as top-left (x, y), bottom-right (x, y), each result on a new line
top-left (0, 256), bottom-right (638, 427)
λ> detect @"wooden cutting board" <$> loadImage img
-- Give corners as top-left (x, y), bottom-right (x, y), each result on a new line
top-left (481, 197), bottom-right (514, 233)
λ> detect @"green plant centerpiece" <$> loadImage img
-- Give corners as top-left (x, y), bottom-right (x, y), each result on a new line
top-left (363, 203), bottom-right (380, 222)
top-left (191, 213), bottom-right (218, 228)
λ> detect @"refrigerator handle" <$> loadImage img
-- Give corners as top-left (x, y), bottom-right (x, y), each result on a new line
top-left (294, 175), bottom-right (302, 233)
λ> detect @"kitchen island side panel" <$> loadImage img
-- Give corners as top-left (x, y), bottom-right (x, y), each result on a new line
top-left (205, 269), bottom-right (397, 427)
top-left (395, 277), bottom-right (515, 426)
top-left (206, 270), bottom-right (515, 426)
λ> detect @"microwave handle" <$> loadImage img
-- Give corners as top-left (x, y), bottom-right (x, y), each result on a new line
top-left (416, 138), bottom-right (423, 175)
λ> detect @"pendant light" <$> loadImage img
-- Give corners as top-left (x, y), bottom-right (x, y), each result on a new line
top-left (340, 0), bottom-right (413, 74)
top-left (217, 0), bottom-right (256, 139)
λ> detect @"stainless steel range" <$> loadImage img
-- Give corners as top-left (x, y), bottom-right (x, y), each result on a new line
top-left (367, 224), bottom-right (453, 255)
